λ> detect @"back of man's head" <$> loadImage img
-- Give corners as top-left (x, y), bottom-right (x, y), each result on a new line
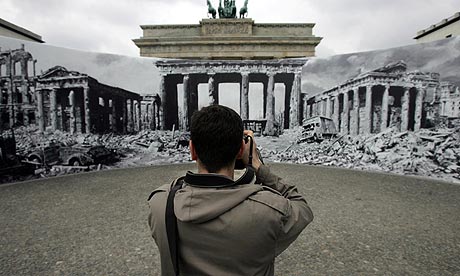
top-left (190, 105), bottom-right (243, 173)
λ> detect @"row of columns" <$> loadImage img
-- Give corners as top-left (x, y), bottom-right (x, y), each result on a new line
top-left (306, 84), bottom-right (425, 135)
top-left (35, 87), bottom-right (156, 134)
top-left (159, 71), bottom-right (302, 135)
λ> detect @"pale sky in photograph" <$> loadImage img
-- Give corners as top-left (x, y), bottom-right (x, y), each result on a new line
top-left (1, 0), bottom-right (458, 58)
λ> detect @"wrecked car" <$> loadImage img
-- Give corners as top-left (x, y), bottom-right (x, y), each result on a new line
top-left (27, 143), bottom-right (116, 166)
top-left (298, 116), bottom-right (338, 143)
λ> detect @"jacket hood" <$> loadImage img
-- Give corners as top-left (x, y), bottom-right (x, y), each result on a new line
top-left (174, 170), bottom-right (263, 224)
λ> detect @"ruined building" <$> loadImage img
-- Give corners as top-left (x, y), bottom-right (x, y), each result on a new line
top-left (141, 94), bottom-right (161, 131)
top-left (0, 44), bottom-right (37, 130)
top-left (36, 66), bottom-right (145, 134)
top-left (304, 61), bottom-right (460, 135)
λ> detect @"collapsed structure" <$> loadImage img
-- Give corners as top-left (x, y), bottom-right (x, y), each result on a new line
top-left (0, 46), bottom-right (161, 134)
top-left (304, 61), bottom-right (460, 135)
top-left (0, 44), bottom-right (37, 129)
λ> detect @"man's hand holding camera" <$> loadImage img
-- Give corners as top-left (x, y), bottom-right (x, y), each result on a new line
top-left (241, 130), bottom-right (262, 172)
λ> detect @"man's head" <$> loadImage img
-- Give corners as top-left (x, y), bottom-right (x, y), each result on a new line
top-left (190, 105), bottom-right (243, 173)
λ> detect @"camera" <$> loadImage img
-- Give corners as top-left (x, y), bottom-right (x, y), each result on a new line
top-left (235, 135), bottom-right (263, 169)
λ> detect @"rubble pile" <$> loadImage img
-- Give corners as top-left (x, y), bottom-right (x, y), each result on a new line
top-left (7, 125), bottom-right (460, 184)
top-left (12, 126), bottom-right (190, 179)
top-left (260, 127), bottom-right (460, 183)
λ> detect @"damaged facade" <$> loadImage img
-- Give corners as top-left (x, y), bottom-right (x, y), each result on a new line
top-left (140, 94), bottom-right (161, 131)
top-left (0, 46), bottom-right (163, 134)
top-left (35, 66), bottom-right (145, 134)
top-left (0, 44), bottom-right (37, 129)
top-left (304, 61), bottom-right (460, 135)
top-left (156, 59), bottom-right (304, 135)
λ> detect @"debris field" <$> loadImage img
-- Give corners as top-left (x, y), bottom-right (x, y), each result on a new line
top-left (3, 125), bottom-right (459, 184)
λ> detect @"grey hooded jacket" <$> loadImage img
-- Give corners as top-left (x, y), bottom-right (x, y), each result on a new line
top-left (148, 164), bottom-right (313, 276)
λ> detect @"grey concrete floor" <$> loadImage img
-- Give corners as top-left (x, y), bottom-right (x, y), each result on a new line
top-left (0, 163), bottom-right (459, 275)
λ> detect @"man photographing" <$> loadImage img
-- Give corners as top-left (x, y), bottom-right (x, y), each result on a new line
top-left (148, 105), bottom-right (313, 276)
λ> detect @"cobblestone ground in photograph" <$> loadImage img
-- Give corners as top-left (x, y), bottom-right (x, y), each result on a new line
top-left (1, 163), bottom-right (459, 275)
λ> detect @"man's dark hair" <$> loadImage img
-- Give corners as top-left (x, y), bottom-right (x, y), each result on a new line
top-left (190, 105), bottom-right (243, 173)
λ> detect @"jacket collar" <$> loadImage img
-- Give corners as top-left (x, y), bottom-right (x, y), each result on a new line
top-left (184, 167), bottom-right (256, 188)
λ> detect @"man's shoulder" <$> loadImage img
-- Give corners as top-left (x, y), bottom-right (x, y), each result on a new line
top-left (248, 186), bottom-right (290, 217)
top-left (147, 183), bottom-right (170, 201)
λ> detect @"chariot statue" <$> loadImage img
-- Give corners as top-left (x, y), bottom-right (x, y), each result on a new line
top-left (207, 0), bottom-right (248, 19)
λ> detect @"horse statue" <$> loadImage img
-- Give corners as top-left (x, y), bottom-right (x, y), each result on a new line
top-left (239, 0), bottom-right (248, 18)
top-left (207, 0), bottom-right (217, 19)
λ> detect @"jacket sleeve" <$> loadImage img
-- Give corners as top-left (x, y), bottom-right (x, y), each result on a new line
top-left (256, 164), bottom-right (314, 256)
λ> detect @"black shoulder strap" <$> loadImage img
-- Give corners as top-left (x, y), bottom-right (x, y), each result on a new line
top-left (165, 177), bottom-right (184, 276)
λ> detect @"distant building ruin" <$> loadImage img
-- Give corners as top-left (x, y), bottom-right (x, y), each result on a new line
top-left (304, 61), bottom-right (460, 135)
top-left (0, 44), bottom-right (37, 129)
top-left (141, 94), bottom-right (161, 131)
top-left (36, 66), bottom-right (145, 134)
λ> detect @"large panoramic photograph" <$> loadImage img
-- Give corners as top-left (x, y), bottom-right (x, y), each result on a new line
top-left (1, 0), bottom-right (459, 275)
top-left (1, 35), bottom-right (459, 184)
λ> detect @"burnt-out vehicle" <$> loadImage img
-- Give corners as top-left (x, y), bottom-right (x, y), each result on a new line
top-left (59, 144), bottom-right (115, 166)
top-left (26, 142), bottom-right (61, 166)
top-left (28, 143), bottom-right (116, 166)
top-left (297, 116), bottom-right (338, 143)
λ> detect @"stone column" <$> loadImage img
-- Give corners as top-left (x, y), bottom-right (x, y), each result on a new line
top-left (103, 97), bottom-right (110, 132)
top-left (381, 84), bottom-right (390, 132)
top-left (240, 72), bottom-right (249, 120)
top-left (83, 87), bottom-right (91, 134)
top-left (159, 74), bottom-right (166, 130)
top-left (190, 79), bottom-right (199, 116)
top-left (342, 91), bottom-right (349, 134)
top-left (50, 88), bottom-right (58, 131)
top-left (364, 85), bottom-right (373, 134)
top-left (353, 87), bottom-right (359, 135)
top-left (152, 103), bottom-right (157, 130)
top-left (265, 72), bottom-right (276, 135)
top-left (22, 81), bottom-right (28, 105)
top-left (302, 96), bottom-right (307, 124)
top-left (401, 87), bottom-right (410, 131)
top-left (262, 79), bottom-right (268, 116)
top-left (137, 100), bottom-right (142, 131)
top-left (182, 74), bottom-right (190, 131)
top-left (111, 99), bottom-right (117, 133)
top-left (208, 74), bottom-right (217, 105)
top-left (307, 103), bottom-right (312, 119)
top-left (145, 103), bottom-right (150, 130)
top-left (122, 99), bottom-right (128, 134)
top-left (414, 87), bottom-right (424, 131)
top-left (68, 90), bottom-right (76, 134)
top-left (326, 97), bottom-right (332, 118)
top-left (289, 72), bottom-right (301, 128)
top-left (6, 80), bottom-right (14, 127)
top-left (333, 94), bottom-right (339, 130)
top-left (127, 99), bottom-right (134, 133)
top-left (107, 99), bottom-right (113, 131)
top-left (36, 89), bottom-right (45, 133)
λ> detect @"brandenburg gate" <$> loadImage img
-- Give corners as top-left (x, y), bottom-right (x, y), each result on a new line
top-left (133, 1), bottom-right (322, 134)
